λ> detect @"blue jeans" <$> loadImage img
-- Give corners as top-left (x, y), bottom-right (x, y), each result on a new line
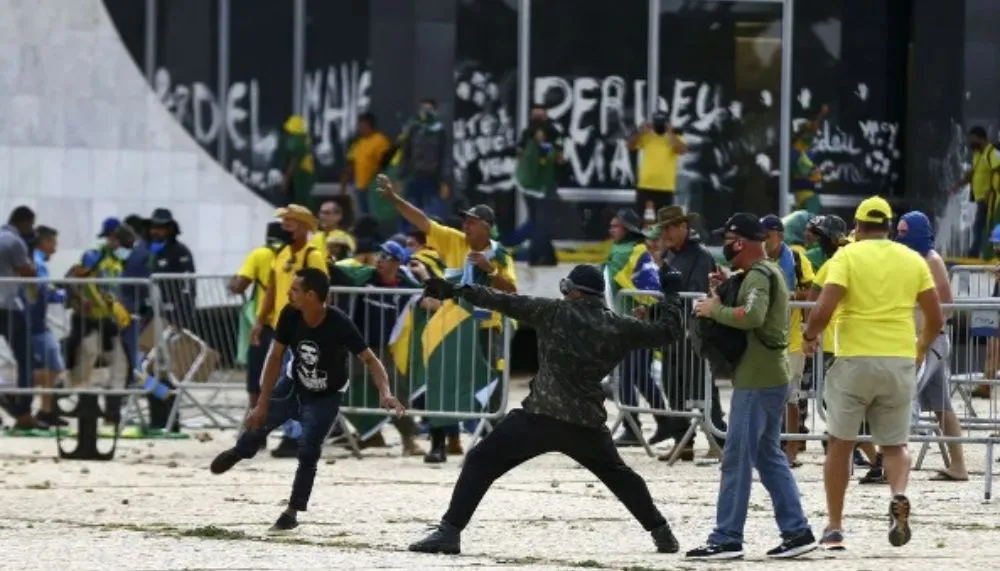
top-left (969, 199), bottom-right (987, 258)
top-left (403, 176), bottom-right (445, 231)
top-left (120, 320), bottom-right (141, 387)
top-left (709, 384), bottom-right (810, 546)
top-left (527, 195), bottom-right (556, 265)
top-left (276, 352), bottom-right (302, 440)
top-left (352, 184), bottom-right (371, 216)
top-left (234, 376), bottom-right (341, 511)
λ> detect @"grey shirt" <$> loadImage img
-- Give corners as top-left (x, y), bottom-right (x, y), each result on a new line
top-left (0, 225), bottom-right (30, 310)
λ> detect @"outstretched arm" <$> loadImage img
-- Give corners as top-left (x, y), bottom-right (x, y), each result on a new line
top-left (623, 298), bottom-right (683, 348)
top-left (456, 285), bottom-right (555, 328)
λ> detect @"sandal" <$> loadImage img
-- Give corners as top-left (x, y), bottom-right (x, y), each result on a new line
top-left (929, 469), bottom-right (968, 482)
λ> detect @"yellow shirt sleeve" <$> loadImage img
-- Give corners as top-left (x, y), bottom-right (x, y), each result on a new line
top-left (496, 251), bottom-right (518, 289)
top-left (237, 249), bottom-right (262, 280)
top-left (427, 221), bottom-right (469, 269)
top-left (799, 252), bottom-right (815, 285)
top-left (306, 249), bottom-right (329, 275)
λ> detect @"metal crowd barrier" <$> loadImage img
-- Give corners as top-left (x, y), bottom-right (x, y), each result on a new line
top-left (613, 289), bottom-right (1000, 502)
top-left (329, 285), bottom-right (512, 452)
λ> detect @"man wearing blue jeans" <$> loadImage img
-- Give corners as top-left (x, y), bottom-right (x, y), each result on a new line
top-left (0, 206), bottom-right (39, 430)
top-left (210, 268), bottom-right (405, 531)
top-left (398, 99), bottom-right (448, 230)
top-left (687, 213), bottom-right (816, 560)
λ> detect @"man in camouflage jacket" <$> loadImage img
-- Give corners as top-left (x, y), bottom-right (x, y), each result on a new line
top-left (407, 264), bottom-right (685, 556)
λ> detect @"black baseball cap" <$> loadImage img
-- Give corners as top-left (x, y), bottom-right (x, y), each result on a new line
top-left (714, 213), bottom-right (767, 241)
top-left (760, 214), bottom-right (784, 232)
top-left (460, 205), bottom-right (496, 227)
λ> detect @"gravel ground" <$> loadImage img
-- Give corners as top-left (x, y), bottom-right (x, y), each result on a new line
top-left (1, 385), bottom-right (998, 571)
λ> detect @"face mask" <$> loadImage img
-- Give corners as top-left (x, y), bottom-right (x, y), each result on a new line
top-left (149, 241), bottom-right (166, 254)
top-left (722, 241), bottom-right (740, 262)
top-left (114, 247), bottom-right (132, 261)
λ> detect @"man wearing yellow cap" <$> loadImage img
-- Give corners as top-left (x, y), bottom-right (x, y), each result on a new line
top-left (251, 205), bottom-right (329, 458)
top-left (803, 196), bottom-right (943, 550)
top-left (280, 116), bottom-right (317, 210)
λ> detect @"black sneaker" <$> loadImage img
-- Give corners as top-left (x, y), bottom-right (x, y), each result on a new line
top-left (685, 543), bottom-right (744, 560)
top-left (613, 431), bottom-right (643, 448)
top-left (269, 512), bottom-right (299, 533)
top-left (859, 467), bottom-right (887, 485)
top-left (767, 529), bottom-right (817, 559)
top-left (651, 523), bottom-right (679, 554)
top-left (648, 427), bottom-right (671, 446)
top-left (888, 494), bottom-right (912, 547)
top-left (210, 449), bottom-right (242, 475)
top-left (423, 448), bottom-right (446, 464)
top-left (271, 437), bottom-right (298, 458)
top-left (408, 522), bottom-right (461, 554)
top-left (819, 528), bottom-right (845, 551)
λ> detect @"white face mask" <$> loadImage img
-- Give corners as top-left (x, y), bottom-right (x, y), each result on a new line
top-left (114, 247), bottom-right (132, 261)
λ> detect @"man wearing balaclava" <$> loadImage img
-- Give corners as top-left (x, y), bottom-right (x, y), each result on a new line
top-left (895, 211), bottom-right (967, 481)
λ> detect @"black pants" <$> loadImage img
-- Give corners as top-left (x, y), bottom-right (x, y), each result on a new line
top-left (441, 409), bottom-right (667, 531)
top-left (636, 188), bottom-right (675, 216)
top-left (0, 309), bottom-right (31, 415)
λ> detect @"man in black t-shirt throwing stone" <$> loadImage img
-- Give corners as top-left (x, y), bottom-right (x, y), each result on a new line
top-left (210, 268), bottom-right (405, 532)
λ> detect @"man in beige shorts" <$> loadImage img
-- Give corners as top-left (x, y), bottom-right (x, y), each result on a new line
top-left (803, 196), bottom-right (943, 550)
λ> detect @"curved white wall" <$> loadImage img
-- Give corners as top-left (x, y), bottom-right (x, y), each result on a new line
top-left (0, 0), bottom-right (276, 278)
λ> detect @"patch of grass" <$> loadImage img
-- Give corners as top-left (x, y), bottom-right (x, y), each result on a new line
top-left (571, 560), bottom-right (605, 568)
top-left (179, 525), bottom-right (248, 540)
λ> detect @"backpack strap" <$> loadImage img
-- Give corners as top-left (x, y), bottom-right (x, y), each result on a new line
top-left (747, 264), bottom-right (789, 350)
top-left (791, 248), bottom-right (803, 285)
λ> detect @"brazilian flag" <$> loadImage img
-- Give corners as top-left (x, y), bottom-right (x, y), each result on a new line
top-left (418, 296), bottom-right (499, 428)
top-left (334, 262), bottom-right (424, 440)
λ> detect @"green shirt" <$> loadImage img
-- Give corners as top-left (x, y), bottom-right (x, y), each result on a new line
top-left (708, 260), bottom-right (790, 389)
top-left (282, 132), bottom-right (316, 208)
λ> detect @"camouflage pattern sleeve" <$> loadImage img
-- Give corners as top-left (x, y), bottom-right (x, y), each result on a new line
top-left (457, 285), bottom-right (556, 328)
top-left (623, 298), bottom-right (683, 348)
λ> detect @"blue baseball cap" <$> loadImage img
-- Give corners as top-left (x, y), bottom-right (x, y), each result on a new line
top-left (379, 241), bottom-right (410, 264)
top-left (98, 217), bottom-right (121, 238)
top-left (760, 214), bottom-right (784, 232)
top-left (990, 224), bottom-right (1000, 245)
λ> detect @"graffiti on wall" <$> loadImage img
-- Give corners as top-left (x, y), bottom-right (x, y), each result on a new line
top-left (452, 65), bottom-right (519, 195)
top-left (153, 68), bottom-right (283, 191)
top-left (301, 60), bottom-right (371, 174)
top-left (532, 75), bottom-right (750, 191)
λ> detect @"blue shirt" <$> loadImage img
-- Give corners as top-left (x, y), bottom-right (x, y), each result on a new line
top-left (776, 243), bottom-right (796, 291)
top-left (23, 250), bottom-right (64, 334)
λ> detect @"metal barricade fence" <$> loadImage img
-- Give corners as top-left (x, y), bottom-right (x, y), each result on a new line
top-left (148, 273), bottom-right (250, 431)
top-left (0, 276), bottom-right (166, 425)
top-left (609, 289), bottom-right (723, 463)
top-left (328, 286), bottom-right (512, 446)
top-left (950, 264), bottom-right (997, 299)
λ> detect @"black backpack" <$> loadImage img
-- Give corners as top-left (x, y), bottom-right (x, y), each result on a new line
top-left (689, 264), bottom-right (787, 378)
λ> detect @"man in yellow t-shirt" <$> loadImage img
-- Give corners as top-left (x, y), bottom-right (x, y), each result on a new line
top-left (310, 200), bottom-right (356, 258)
top-left (342, 112), bottom-right (392, 217)
top-left (950, 126), bottom-right (1000, 258)
top-left (803, 196), bottom-right (943, 551)
top-left (629, 111), bottom-right (688, 215)
top-left (251, 205), bottom-right (329, 459)
top-left (229, 222), bottom-right (286, 412)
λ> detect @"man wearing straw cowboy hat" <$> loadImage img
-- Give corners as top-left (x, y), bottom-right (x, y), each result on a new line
top-left (644, 205), bottom-right (727, 459)
top-left (251, 204), bottom-right (329, 458)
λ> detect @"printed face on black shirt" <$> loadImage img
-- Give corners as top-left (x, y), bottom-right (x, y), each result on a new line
top-left (274, 305), bottom-right (368, 394)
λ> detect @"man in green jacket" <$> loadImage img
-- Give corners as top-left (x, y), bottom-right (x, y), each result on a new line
top-left (685, 213), bottom-right (816, 561)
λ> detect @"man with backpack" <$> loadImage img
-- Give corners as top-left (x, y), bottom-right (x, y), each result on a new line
top-left (950, 126), bottom-right (1000, 258)
top-left (685, 213), bottom-right (816, 560)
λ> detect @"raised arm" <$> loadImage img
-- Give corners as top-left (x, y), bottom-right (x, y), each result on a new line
top-left (454, 284), bottom-right (556, 328)
top-left (375, 174), bottom-right (430, 233)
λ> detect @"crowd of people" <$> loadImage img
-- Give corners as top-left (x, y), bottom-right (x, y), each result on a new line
top-left (0, 207), bottom-right (197, 434)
